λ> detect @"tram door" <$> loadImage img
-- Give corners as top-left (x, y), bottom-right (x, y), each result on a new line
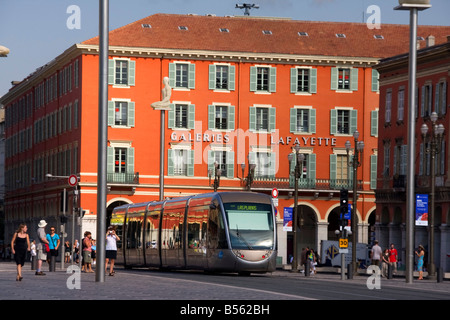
top-left (186, 199), bottom-right (210, 269)
top-left (125, 210), bottom-right (145, 266)
top-left (144, 206), bottom-right (162, 267)
top-left (161, 200), bottom-right (186, 268)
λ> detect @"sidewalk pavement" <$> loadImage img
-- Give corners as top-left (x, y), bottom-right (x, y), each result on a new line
top-left (0, 260), bottom-right (448, 300)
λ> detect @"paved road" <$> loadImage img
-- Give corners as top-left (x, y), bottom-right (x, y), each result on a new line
top-left (1, 260), bottom-right (449, 312)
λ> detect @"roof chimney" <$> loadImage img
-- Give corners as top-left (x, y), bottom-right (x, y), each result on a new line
top-left (426, 35), bottom-right (435, 47)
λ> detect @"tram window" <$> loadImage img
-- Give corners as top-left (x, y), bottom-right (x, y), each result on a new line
top-left (224, 203), bottom-right (274, 250)
top-left (208, 203), bottom-right (228, 249)
top-left (187, 206), bottom-right (208, 249)
top-left (145, 211), bottom-right (160, 249)
top-left (126, 216), bottom-right (143, 249)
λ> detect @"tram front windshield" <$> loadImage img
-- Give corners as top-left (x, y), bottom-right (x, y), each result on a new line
top-left (224, 202), bottom-right (274, 250)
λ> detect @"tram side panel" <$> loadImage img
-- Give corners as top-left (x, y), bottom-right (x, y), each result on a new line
top-left (124, 206), bottom-right (145, 266)
top-left (144, 204), bottom-right (163, 268)
top-left (161, 199), bottom-right (187, 269)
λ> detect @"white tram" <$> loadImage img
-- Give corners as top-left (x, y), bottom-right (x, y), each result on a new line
top-left (111, 192), bottom-right (277, 274)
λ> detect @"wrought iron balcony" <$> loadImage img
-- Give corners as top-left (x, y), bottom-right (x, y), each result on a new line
top-left (107, 172), bottom-right (139, 184)
top-left (251, 176), bottom-right (361, 190)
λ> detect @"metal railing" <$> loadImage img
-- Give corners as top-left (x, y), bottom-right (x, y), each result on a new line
top-left (107, 172), bottom-right (139, 184)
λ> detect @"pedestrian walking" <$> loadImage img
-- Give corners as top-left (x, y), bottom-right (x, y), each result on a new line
top-left (370, 240), bottom-right (382, 266)
top-left (11, 224), bottom-right (31, 281)
top-left (389, 243), bottom-right (398, 275)
top-left (35, 220), bottom-right (49, 276)
top-left (415, 245), bottom-right (425, 280)
top-left (105, 226), bottom-right (120, 276)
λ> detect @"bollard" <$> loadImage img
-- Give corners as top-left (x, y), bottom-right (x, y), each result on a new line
top-left (347, 263), bottom-right (353, 279)
top-left (49, 255), bottom-right (56, 272)
top-left (437, 268), bottom-right (444, 283)
top-left (31, 256), bottom-right (37, 270)
top-left (305, 262), bottom-right (310, 277)
top-left (388, 263), bottom-right (393, 279)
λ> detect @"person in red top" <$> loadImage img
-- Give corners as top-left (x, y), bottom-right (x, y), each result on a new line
top-left (388, 243), bottom-right (398, 275)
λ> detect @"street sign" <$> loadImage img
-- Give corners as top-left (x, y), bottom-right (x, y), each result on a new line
top-left (339, 238), bottom-right (348, 248)
top-left (272, 188), bottom-right (278, 198)
top-left (68, 174), bottom-right (78, 187)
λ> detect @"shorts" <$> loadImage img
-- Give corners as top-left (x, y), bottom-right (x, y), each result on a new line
top-left (37, 245), bottom-right (47, 261)
top-left (105, 250), bottom-right (117, 260)
top-left (83, 251), bottom-right (92, 263)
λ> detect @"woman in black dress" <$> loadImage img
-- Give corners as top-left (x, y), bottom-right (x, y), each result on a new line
top-left (11, 224), bottom-right (31, 281)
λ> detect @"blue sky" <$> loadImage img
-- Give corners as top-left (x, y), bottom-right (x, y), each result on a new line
top-left (1, 0), bottom-right (449, 97)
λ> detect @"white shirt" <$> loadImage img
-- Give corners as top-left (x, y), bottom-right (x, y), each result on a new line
top-left (106, 234), bottom-right (117, 251)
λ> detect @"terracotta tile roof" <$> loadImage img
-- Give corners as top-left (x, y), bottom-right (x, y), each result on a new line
top-left (82, 13), bottom-right (450, 59)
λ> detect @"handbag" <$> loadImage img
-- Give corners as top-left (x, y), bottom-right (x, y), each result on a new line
top-left (43, 243), bottom-right (50, 253)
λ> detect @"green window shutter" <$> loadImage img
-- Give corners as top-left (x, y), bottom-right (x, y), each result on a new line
top-left (108, 60), bottom-right (115, 85)
top-left (350, 110), bottom-right (358, 135)
top-left (107, 101), bottom-right (114, 126)
top-left (228, 65), bottom-right (236, 91)
top-left (269, 67), bottom-right (277, 93)
top-left (128, 60), bottom-right (136, 86)
top-left (419, 143), bottom-right (424, 175)
top-left (228, 105), bottom-right (235, 130)
top-left (290, 108), bottom-right (297, 133)
top-left (290, 68), bottom-right (298, 93)
top-left (330, 67), bottom-right (338, 90)
top-left (209, 65), bottom-right (216, 90)
top-left (269, 107), bottom-right (276, 132)
top-left (250, 67), bottom-right (257, 92)
top-left (371, 110), bottom-right (378, 137)
top-left (308, 154), bottom-right (316, 187)
top-left (208, 105), bottom-right (215, 130)
top-left (187, 150), bottom-right (195, 176)
top-left (330, 109), bottom-right (337, 135)
top-left (309, 68), bottom-right (317, 93)
top-left (309, 109), bottom-right (316, 134)
top-left (370, 155), bottom-right (377, 189)
top-left (329, 154), bottom-right (337, 187)
top-left (435, 83), bottom-right (440, 114)
top-left (167, 149), bottom-right (174, 176)
top-left (127, 147), bottom-right (135, 174)
top-left (188, 64), bottom-right (195, 89)
top-left (107, 147), bottom-right (114, 174)
top-left (371, 69), bottom-right (379, 92)
top-left (188, 104), bottom-right (195, 129)
top-left (226, 151), bottom-right (235, 178)
top-left (249, 107), bottom-right (256, 131)
top-left (350, 68), bottom-right (359, 91)
top-left (168, 103), bottom-right (175, 129)
top-left (421, 86), bottom-right (425, 117)
top-left (168, 63), bottom-right (175, 88)
top-left (127, 102), bottom-right (135, 127)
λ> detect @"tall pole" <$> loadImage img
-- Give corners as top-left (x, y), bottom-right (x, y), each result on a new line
top-left (159, 111), bottom-right (165, 201)
top-left (405, 7), bottom-right (418, 285)
top-left (96, 0), bottom-right (109, 283)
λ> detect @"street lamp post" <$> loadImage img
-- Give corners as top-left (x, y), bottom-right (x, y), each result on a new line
top-left (209, 161), bottom-right (221, 192)
top-left (420, 111), bottom-right (445, 278)
top-left (288, 144), bottom-right (304, 272)
top-left (394, 0), bottom-right (431, 284)
top-left (346, 130), bottom-right (364, 276)
top-left (241, 161), bottom-right (256, 190)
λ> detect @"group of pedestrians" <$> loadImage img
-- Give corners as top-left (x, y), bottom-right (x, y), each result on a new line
top-left (10, 219), bottom-right (120, 281)
top-left (370, 240), bottom-right (399, 278)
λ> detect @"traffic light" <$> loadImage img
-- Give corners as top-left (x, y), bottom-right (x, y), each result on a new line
top-left (340, 189), bottom-right (348, 208)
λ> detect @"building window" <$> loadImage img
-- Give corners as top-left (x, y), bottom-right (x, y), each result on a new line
top-left (250, 106), bottom-right (275, 132)
top-left (208, 105), bottom-right (235, 131)
top-left (251, 152), bottom-right (275, 178)
top-left (385, 91), bottom-right (392, 123)
top-left (208, 150), bottom-right (235, 178)
top-left (175, 104), bottom-right (188, 128)
top-left (107, 145), bottom-right (135, 183)
top-left (168, 148), bottom-right (194, 176)
top-left (331, 67), bottom-right (358, 91)
top-left (330, 109), bottom-right (357, 136)
top-left (383, 143), bottom-right (390, 177)
top-left (436, 81), bottom-right (447, 116)
top-left (114, 148), bottom-right (127, 173)
top-left (108, 100), bottom-right (135, 127)
top-left (209, 64), bottom-right (235, 91)
top-left (108, 59), bottom-right (136, 86)
top-left (250, 66), bottom-right (276, 92)
top-left (290, 108), bottom-right (316, 133)
top-left (215, 106), bottom-right (228, 130)
top-left (421, 84), bottom-right (433, 118)
top-left (168, 103), bottom-right (195, 130)
top-left (290, 68), bottom-right (317, 94)
top-left (169, 62), bottom-right (195, 89)
top-left (255, 107), bottom-right (268, 131)
top-left (397, 89), bottom-right (405, 122)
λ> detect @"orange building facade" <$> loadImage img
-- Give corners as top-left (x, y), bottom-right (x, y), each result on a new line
top-left (3, 14), bottom-right (450, 266)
